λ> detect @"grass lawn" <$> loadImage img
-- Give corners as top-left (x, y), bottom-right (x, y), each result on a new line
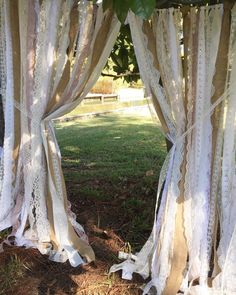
top-left (55, 108), bottom-right (167, 248)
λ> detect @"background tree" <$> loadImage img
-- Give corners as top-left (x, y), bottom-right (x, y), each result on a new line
top-left (100, 0), bottom-right (224, 81)
top-left (102, 24), bottom-right (139, 83)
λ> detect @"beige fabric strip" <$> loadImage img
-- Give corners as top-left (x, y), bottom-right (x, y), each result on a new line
top-left (46, 190), bottom-right (59, 251)
top-left (46, 60), bottom-right (70, 113)
top-left (162, 9), bottom-right (191, 295)
top-left (86, 10), bottom-right (114, 83)
top-left (45, 130), bottom-right (95, 262)
top-left (162, 160), bottom-right (188, 295)
top-left (43, 130), bottom-right (60, 250)
top-left (45, 2), bottom-right (77, 113)
top-left (71, 9), bottom-right (115, 103)
top-left (9, 0), bottom-right (21, 176)
top-left (142, 21), bottom-right (170, 135)
top-left (68, 4), bottom-right (79, 60)
top-left (211, 2), bottom-right (232, 117)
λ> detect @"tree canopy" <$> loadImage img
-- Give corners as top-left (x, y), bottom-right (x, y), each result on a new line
top-left (97, 0), bottom-right (225, 82)
top-left (101, 0), bottom-right (223, 23)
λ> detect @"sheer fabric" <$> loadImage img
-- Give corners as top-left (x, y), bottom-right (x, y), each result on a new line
top-left (111, 3), bottom-right (236, 295)
top-left (0, 0), bottom-right (120, 266)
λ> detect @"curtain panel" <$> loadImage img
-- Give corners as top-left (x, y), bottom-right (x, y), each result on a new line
top-left (111, 3), bottom-right (236, 295)
top-left (0, 0), bottom-right (120, 267)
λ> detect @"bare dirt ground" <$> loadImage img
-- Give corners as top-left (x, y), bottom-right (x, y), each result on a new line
top-left (0, 186), bottom-right (148, 295)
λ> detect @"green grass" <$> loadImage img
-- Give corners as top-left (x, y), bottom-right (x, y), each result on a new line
top-left (0, 254), bottom-right (26, 295)
top-left (55, 109), bottom-right (167, 246)
top-left (56, 112), bottom-right (166, 181)
top-left (0, 229), bottom-right (9, 241)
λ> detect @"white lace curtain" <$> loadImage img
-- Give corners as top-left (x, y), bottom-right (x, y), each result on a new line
top-left (0, 0), bottom-right (120, 266)
top-left (111, 3), bottom-right (236, 295)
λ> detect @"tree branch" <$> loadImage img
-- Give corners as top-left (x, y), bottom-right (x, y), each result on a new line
top-left (101, 72), bottom-right (140, 78)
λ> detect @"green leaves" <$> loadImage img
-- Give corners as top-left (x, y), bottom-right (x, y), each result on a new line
top-left (103, 24), bottom-right (140, 83)
top-left (113, 0), bottom-right (131, 24)
top-left (100, 0), bottom-right (222, 22)
top-left (102, 0), bottom-right (113, 11)
top-left (130, 0), bottom-right (156, 19)
top-left (102, 0), bottom-right (156, 23)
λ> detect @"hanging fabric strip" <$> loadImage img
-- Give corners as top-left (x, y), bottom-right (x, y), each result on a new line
top-left (109, 4), bottom-right (236, 295)
top-left (0, 0), bottom-right (120, 267)
top-left (0, 0), bottom-right (15, 231)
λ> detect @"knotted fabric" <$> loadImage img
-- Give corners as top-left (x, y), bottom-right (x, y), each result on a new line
top-left (111, 3), bottom-right (236, 294)
top-left (0, 0), bottom-right (120, 266)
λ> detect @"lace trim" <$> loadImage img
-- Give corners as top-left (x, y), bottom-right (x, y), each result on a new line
top-left (128, 12), bottom-right (176, 141)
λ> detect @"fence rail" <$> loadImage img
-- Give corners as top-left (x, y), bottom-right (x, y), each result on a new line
top-left (83, 93), bottom-right (119, 104)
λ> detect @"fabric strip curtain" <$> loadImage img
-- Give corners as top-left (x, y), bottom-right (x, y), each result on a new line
top-left (111, 3), bottom-right (236, 295)
top-left (0, 0), bottom-right (120, 266)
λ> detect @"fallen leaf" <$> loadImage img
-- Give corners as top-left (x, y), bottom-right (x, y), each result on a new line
top-left (145, 170), bottom-right (154, 177)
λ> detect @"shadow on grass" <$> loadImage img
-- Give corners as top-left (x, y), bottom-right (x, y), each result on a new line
top-left (56, 114), bottom-right (166, 175)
